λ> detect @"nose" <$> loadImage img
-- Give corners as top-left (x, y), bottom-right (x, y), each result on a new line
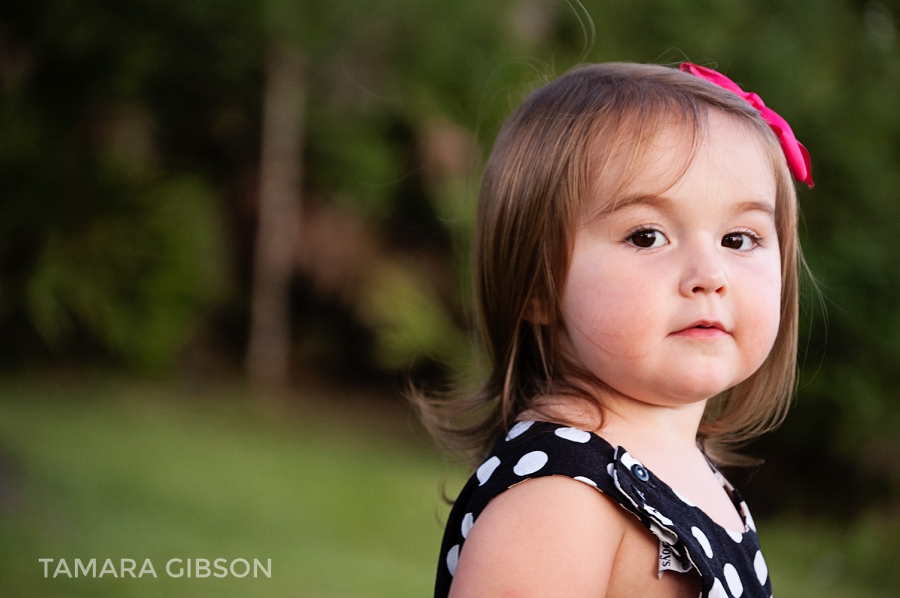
top-left (678, 246), bottom-right (727, 297)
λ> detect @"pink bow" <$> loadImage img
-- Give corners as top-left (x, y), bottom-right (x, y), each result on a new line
top-left (680, 62), bottom-right (814, 188)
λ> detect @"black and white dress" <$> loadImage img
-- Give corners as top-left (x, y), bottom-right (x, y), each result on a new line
top-left (434, 420), bottom-right (771, 598)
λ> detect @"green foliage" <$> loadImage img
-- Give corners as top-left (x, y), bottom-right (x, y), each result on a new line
top-left (0, 0), bottom-right (252, 371)
top-left (26, 177), bottom-right (225, 371)
top-left (306, 106), bottom-right (403, 219)
top-left (356, 261), bottom-right (470, 370)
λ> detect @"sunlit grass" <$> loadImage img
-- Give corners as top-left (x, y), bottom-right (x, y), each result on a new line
top-left (0, 381), bottom-right (466, 597)
top-left (0, 380), bottom-right (895, 597)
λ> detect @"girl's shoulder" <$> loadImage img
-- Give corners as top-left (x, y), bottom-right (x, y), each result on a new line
top-left (435, 420), bottom-right (631, 597)
top-left (442, 473), bottom-right (629, 597)
top-left (434, 420), bottom-right (773, 598)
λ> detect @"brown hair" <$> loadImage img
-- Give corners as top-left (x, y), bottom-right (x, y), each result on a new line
top-left (413, 62), bottom-right (807, 468)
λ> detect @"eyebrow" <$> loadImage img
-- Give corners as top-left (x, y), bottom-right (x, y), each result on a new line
top-left (594, 195), bottom-right (776, 218)
top-left (732, 200), bottom-right (776, 217)
top-left (595, 193), bottom-right (673, 216)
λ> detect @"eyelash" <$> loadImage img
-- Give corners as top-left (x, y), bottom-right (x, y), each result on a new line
top-left (723, 228), bottom-right (767, 252)
top-left (622, 225), bottom-right (767, 251)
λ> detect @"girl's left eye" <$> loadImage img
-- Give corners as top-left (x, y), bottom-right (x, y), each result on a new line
top-left (721, 232), bottom-right (758, 251)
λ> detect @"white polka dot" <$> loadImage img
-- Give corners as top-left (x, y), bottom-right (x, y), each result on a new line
top-left (619, 451), bottom-right (643, 471)
top-left (573, 475), bottom-right (597, 487)
top-left (554, 427), bottom-right (591, 443)
top-left (723, 563), bottom-right (743, 597)
top-left (505, 420), bottom-right (534, 440)
top-left (643, 504), bottom-right (674, 526)
top-left (754, 550), bottom-right (768, 585)
top-left (727, 529), bottom-right (744, 543)
top-left (691, 526), bottom-right (714, 558)
top-left (476, 456), bottom-right (500, 485)
top-left (740, 501), bottom-right (757, 532)
top-left (673, 489), bottom-right (696, 507)
top-left (606, 463), bottom-right (614, 477)
top-left (513, 450), bottom-right (548, 476)
top-left (461, 513), bottom-right (474, 538)
top-left (446, 544), bottom-right (459, 576)
top-left (709, 578), bottom-right (728, 598)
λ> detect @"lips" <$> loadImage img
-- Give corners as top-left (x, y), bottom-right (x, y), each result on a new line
top-left (671, 320), bottom-right (730, 338)
top-left (686, 319), bottom-right (726, 331)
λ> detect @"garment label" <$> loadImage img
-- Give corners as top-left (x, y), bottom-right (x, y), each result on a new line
top-left (658, 541), bottom-right (692, 577)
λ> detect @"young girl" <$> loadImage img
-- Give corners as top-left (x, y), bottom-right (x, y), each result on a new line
top-left (420, 62), bottom-right (813, 598)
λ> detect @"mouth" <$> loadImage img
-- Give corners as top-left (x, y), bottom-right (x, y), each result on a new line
top-left (671, 320), bottom-right (729, 338)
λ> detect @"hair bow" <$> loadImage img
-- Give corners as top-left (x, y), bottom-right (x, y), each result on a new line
top-left (680, 62), bottom-right (813, 188)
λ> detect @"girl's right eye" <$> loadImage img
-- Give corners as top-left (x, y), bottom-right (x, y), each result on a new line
top-left (628, 229), bottom-right (667, 249)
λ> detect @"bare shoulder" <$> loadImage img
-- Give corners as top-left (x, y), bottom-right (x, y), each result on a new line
top-left (448, 475), bottom-right (628, 598)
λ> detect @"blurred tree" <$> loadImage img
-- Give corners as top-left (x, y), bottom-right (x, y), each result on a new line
top-left (253, 0), bottom-right (528, 380)
top-left (245, 41), bottom-right (305, 389)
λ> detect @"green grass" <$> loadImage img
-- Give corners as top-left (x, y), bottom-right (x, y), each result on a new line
top-left (0, 381), bottom-right (467, 597)
top-left (0, 380), bottom-right (896, 597)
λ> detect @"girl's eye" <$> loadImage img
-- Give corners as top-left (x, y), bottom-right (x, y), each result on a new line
top-left (629, 229), bottom-right (667, 249)
top-left (721, 232), bottom-right (757, 251)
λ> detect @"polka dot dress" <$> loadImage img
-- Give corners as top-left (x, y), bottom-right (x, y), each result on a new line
top-left (434, 421), bottom-right (772, 598)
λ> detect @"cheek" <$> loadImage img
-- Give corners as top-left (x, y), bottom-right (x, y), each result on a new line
top-left (562, 257), bottom-right (662, 354)
top-left (760, 287), bottom-right (783, 351)
top-left (740, 260), bottom-right (783, 361)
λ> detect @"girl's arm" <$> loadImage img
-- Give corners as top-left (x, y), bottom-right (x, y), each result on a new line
top-left (447, 475), bottom-right (627, 598)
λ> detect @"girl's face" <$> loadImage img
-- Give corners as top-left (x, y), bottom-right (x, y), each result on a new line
top-left (560, 110), bottom-right (782, 408)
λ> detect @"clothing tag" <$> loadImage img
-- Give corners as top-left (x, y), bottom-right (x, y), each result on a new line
top-left (658, 541), bottom-right (692, 577)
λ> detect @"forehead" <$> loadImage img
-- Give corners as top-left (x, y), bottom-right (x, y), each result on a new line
top-left (589, 110), bottom-right (777, 216)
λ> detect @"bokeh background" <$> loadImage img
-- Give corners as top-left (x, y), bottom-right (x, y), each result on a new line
top-left (1, 0), bottom-right (899, 596)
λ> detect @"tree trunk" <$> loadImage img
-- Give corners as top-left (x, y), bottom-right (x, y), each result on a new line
top-left (246, 42), bottom-right (305, 389)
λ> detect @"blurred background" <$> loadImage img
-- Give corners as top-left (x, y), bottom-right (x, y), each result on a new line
top-left (1, 0), bottom-right (898, 596)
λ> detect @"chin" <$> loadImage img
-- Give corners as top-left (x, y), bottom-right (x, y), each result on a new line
top-left (658, 371), bottom-right (736, 402)
top-left (612, 377), bottom-right (728, 407)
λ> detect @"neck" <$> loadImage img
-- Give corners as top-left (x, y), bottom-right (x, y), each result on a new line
top-left (526, 389), bottom-right (708, 458)
top-left (597, 390), bottom-right (708, 456)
